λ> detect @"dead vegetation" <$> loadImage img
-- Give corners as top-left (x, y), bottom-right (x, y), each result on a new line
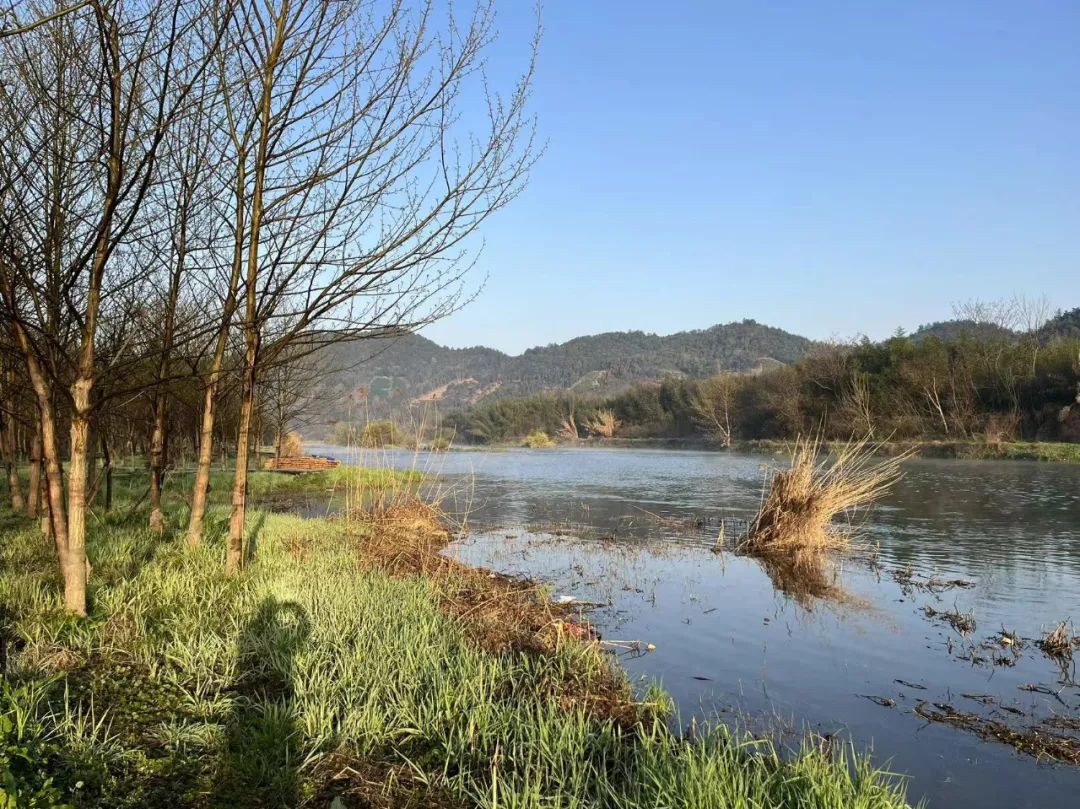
top-left (914, 701), bottom-right (1080, 765)
top-left (739, 435), bottom-right (911, 568)
top-left (734, 435), bottom-right (911, 604)
top-left (890, 565), bottom-right (975, 594)
top-left (586, 409), bottom-right (621, 438)
top-left (1037, 621), bottom-right (1078, 661)
top-left (924, 605), bottom-right (977, 636)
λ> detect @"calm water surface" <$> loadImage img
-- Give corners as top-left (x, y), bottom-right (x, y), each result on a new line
top-left (312, 445), bottom-right (1080, 809)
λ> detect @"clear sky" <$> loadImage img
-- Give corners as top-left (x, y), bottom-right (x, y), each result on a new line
top-left (423, 1), bottom-right (1080, 355)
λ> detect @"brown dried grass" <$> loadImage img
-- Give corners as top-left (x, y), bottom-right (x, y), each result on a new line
top-left (586, 409), bottom-right (620, 438)
top-left (740, 435), bottom-right (913, 571)
top-left (1038, 621), bottom-right (1076, 660)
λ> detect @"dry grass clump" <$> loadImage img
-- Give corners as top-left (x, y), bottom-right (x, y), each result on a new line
top-left (739, 435), bottom-right (912, 571)
top-left (523, 430), bottom-right (556, 448)
top-left (559, 414), bottom-right (580, 441)
top-left (1037, 621), bottom-right (1077, 660)
top-left (280, 431), bottom-right (304, 456)
top-left (586, 409), bottom-right (620, 438)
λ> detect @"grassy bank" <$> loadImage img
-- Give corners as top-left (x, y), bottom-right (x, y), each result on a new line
top-left (734, 439), bottom-right (1080, 463)
top-left (1, 474), bottom-right (914, 808)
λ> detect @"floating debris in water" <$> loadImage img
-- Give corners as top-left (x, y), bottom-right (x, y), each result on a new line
top-left (1037, 621), bottom-right (1077, 661)
top-left (925, 605), bottom-right (976, 635)
top-left (894, 679), bottom-right (927, 690)
top-left (861, 694), bottom-right (896, 707)
top-left (914, 701), bottom-right (1080, 765)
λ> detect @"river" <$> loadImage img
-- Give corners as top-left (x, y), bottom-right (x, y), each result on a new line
top-left (310, 444), bottom-right (1080, 809)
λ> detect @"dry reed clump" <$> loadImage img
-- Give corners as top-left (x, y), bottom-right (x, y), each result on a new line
top-left (1037, 621), bottom-right (1077, 660)
top-left (586, 409), bottom-right (620, 438)
top-left (559, 414), bottom-right (580, 441)
top-left (739, 435), bottom-right (912, 570)
top-left (280, 431), bottom-right (304, 456)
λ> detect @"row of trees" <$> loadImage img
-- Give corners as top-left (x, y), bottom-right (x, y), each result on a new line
top-left (447, 313), bottom-right (1080, 446)
top-left (0, 0), bottom-right (536, 614)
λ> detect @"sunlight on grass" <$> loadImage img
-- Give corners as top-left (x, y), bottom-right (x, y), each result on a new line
top-left (1, 496), bottom-right (915, 808)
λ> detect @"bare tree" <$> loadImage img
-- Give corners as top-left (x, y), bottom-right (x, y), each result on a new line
top-left (212, 0), bottom-right (539, 574)
top-left (0, 0), bottom-right (231, 614)
top-left (691, 373), bottom-right (739, 447)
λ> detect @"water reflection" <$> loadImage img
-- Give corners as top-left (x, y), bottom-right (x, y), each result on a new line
top-left (313, 445), bottom-right (1080, 809)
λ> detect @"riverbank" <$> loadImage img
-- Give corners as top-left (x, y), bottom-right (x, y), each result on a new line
top-left (737, 439), bottom-right (1080, 463)
top-left (444, 436), bottom-right (1080, 463)
top-left (0, 471), bottom-right (914, 808)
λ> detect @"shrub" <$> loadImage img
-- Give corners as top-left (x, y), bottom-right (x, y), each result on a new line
top-left (523, 430), bottom-right (555, 448)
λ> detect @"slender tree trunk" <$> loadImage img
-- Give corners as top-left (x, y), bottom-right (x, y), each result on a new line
top-left (223, 1), bottom-right (287, 574)
top-left (27, 423), bottom-right (41, 517)
top-left (226, 349), bottom-right (257, 575)
top-left (187, 382), bottom-right (218, 547)
top-left (185, 160), bottom-right (245, 548)
top-left (2, 405), bottom-right (24, 512)
top-left (149, 395), bottom-right (167, 531)
top-left (100, 434), bottom-right (113, 512)
top-left (36, 389), bottom-right (68, 571)
top-left (3, 281), bottom-right (70, 572)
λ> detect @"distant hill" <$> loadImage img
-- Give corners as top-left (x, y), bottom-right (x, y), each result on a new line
top-left (310, 319), bottom-right (814, 430)
top-left (910, 310), bottom-right (1080, 343)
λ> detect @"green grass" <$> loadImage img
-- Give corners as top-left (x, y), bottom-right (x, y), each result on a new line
top-left (737, 438), bottom-right (1080, 464)
top-left (947, 440), bottom-right (1080, 463)
top-left (1, 485), bottom-right (916, 807)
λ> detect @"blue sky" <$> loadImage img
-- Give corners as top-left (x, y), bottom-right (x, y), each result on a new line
top-left (424, 1), bottom-right (1080, 354)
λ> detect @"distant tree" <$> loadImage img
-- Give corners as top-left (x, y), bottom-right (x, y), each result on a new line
top-left (690, 374), bottom-right (739, 446)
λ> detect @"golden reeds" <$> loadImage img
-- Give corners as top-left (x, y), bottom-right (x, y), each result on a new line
top-left (1038, 621), bottom-right (1076, 660)
top-left (739, 435), bottom-right (913, 571)
top-left (586, 409), bottom-right (620, 438)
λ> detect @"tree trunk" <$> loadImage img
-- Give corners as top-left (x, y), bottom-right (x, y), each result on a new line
top-left (27, 423), bottom-right (41, 518)
top-left (185, 159), bottom-right (245, 548)
top-left (101, 433), bottom-right (113, 512)
top-left (149, 394), bottom-right (167, 532)
top-left (2, 408), bottom-right (24, 512)
top-left (65, 379), bottom-right (91, 616)
top-left (226, 349), bottom-right (257, 576)
top-left (5, 295), bottom-right (70, 575)
top-left (186, 381), bottom-right (218, 548)
top-left (38, 397), bottom-right (68, 571)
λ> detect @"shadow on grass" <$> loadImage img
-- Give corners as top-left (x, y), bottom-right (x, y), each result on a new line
top-left (245, 510), bottom-right (269, 566)
top-left (213, 596), bottom-right (310, 808)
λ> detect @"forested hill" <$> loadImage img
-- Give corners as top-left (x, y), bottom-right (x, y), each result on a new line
top-left (312, 319), bottom-right (813, 424)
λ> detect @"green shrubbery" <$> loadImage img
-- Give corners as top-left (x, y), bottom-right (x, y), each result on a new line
top-left (331, 419), bottom-right (409, 448)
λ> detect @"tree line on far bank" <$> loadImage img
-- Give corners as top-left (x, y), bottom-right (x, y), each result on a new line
top-left (444, 307), bottom-right (1080, 447)
top-left (0, 0), bottom-right (536, 616)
